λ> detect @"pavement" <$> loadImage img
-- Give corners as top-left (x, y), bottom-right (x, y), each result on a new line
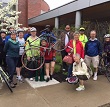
top-left (0, 75), bottom-right (110, 107)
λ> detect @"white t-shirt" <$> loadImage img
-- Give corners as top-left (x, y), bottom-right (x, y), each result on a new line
top-left (17, 37), bottom-right (25, 55)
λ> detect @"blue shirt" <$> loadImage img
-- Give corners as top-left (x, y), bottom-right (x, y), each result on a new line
top-left (85, 38), bottom-right (102, 57)
top-left (5, 35), bottom-right (11, 43)
top-left (24, 33), bottom-right (31, 41)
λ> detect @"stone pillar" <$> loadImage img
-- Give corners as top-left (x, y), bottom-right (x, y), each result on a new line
top-left (75, 11), bottom-right (82, 29)
top-left (55, 17), bottom-right (59, 29)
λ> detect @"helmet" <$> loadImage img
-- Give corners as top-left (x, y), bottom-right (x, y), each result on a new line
top-left (79, 27), bottom-right (85, 31)
top-left (67, 76), bottom-right (78, 84)
top-left (104, 34), bottom-right (110, 38)
top-left (17, 28), bottom-right (24, 33)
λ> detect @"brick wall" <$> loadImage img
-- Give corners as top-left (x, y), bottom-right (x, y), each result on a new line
top-left (28, 0), bottom-right (50, 19)
top-left (18, 0), bottom-right (28, 27)
top-left (18, 0), bottom-right (50, 27)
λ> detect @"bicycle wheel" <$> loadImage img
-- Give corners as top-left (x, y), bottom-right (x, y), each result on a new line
top-left (98, 57), bottom-right (105, 74)
top-left (52, 29), bottom-right (67, 52)
top-left (22, 48), bottom-right (45, 71)
top-left (0, 70), bottom-right (13, 93)
top-left (105, 64), bottom-right (110, 82)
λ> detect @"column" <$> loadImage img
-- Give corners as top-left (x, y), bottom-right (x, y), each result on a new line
top-left (75, 11), bottom-right (82, 29)
top-left (55, 17), bottom-right (59, 29)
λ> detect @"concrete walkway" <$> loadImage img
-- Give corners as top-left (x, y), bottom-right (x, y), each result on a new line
top-left (0, 75), bottom-right (110, 107)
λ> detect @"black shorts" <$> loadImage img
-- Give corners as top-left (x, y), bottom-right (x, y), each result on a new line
top-left (45, 60), bottom-right (54, 63)
top-left (16, 56), bottom-right (22, 67)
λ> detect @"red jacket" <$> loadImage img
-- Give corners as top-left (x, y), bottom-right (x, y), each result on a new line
top-left (40, 44), bottom-right (56, 60)
top-left (66, 40), bottom-right (84, 59)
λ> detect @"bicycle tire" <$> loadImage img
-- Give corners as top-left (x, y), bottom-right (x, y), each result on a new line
top-left (105, 65), bottom-right (110, 82)
top-left (22, 48), bottom-right (45, 71)
top-left (0, 70), bottom-right (13, 93)
top-left (98, 57), bottom-right (105, 74)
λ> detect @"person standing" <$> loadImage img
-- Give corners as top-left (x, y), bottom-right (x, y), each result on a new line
top-left (40, 37), bottom-right (56, 82)
top-left (66, 31), bottom-right (84, 79)
top-left (0, 31), bottom-right (7, 68)
top-left (79, 27), bottom-right (88, 48)
top-left (16, 28), bottom-right (25, 82)
top-left (25, 27), bottom-right (40, 81)
top-left (61, 25), bottom-right (73, 71)
top-left (4, 31), bottom-right (19, 88)
top-left (85, 30), bottom-right (102, 81)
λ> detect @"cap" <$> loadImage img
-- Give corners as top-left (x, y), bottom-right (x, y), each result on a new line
top-left (79, 27), bottom-right (85, 31)
top-left (30, 27), bottom-right (37, 32)
top-left (104, 34), bottom-right (110, 38)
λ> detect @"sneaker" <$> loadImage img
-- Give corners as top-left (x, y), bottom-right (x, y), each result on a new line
top-left (62, 69), bottom-right (66, 71)
top-left (76, 86), bottom-right (85, 91)
top-left (45, 77), bottom-right (50, 82)
top-left (65, 77), bottom-right (69, 81)
top-left (10, 82), bottom-right (16, 88)
top-left (50, 74), bottom-right (53, 80)
top-left (93, 76), bottom-right (97, 81)
top-left (30, 78), bottom-right (34, 81)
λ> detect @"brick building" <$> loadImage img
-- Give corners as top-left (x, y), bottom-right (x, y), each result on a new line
top-left (18, 0), bottom-right (50, 27)
top-left (0, 0), bottom-right (50, 27)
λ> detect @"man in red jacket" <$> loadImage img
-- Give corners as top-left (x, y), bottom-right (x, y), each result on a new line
top-left (66, 31), bottom-right (84, 79)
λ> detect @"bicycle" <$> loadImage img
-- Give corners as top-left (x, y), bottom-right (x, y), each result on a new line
top-left (0, 66), bottom-right (13, 93)
top-left (22, 30), bottom-right (66, 71)
top-left (98, 53), bottom-right (110, 82)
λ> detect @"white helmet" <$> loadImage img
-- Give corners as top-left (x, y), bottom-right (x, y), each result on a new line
top-left (104, 34), bottom-right (110, 38)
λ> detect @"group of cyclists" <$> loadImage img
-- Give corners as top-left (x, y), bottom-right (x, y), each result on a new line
top-left (0, 24), bottom-right (110, 91)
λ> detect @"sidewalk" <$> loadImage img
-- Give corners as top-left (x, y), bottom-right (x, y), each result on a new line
top-left (0, 75), bottom-right (110, 107)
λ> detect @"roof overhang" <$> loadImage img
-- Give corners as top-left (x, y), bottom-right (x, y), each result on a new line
top-left (28, 0), bottom-right (110, 25)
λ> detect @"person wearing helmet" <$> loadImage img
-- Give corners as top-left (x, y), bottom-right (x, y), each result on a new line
top-left (16, 28), bottom-right (25, 82)
top-left (40, 37), bottom-right (56, 82)
top-left (104, 34), bottom-right (110, 63)
top-left (0, 31), bottom-right (7, 68)
top-left (25, 27), bottom-right (40, 81)
top-left (79, 27), bottom-right (88, 48)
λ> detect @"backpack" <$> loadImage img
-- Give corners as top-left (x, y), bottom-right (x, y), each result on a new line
top-left (81, 61), bottom-right (93, 77)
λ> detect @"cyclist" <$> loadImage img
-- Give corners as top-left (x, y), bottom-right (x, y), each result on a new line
top-left (25, 27), bottom-right (40, 81)
top-left (41, 25), bottom-right (55, 43)
top-left (104, 34), bottom-right (110, 64)
top-left (16, 28), bottom-right (25, 82)
top-left (40, 37), bottom-right (56, 82)
top-left (79, 27), bottom-right (88, 48)
top-left (4, 30), bottom-right (19, 88)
